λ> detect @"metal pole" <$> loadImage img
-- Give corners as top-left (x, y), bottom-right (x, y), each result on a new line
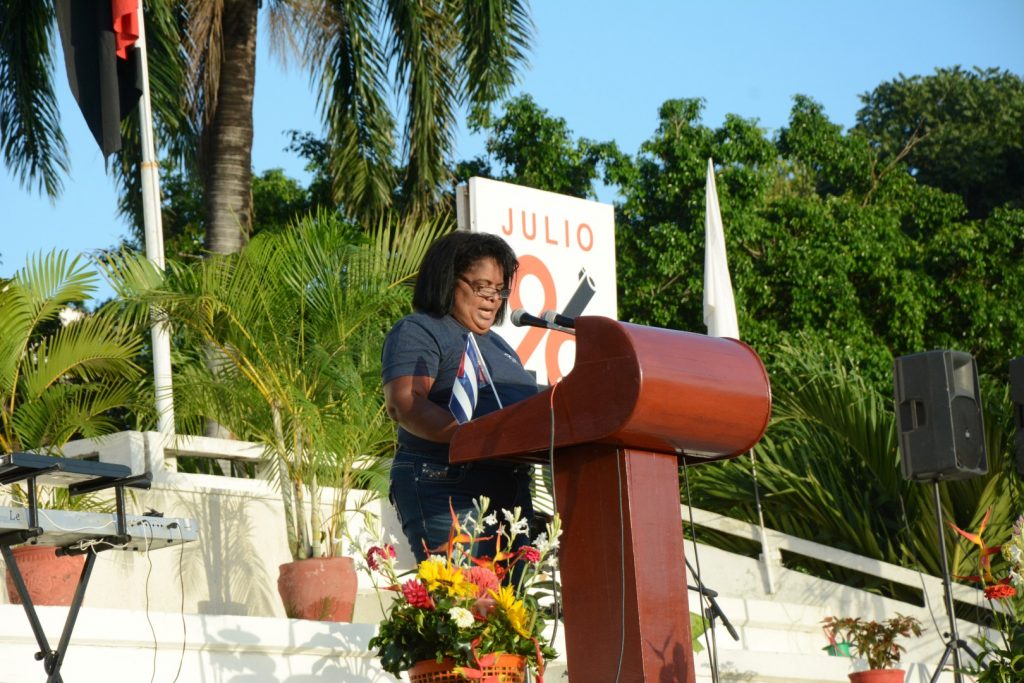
top-left (932, 480), bottom-right (963, 683)
top-left (135, 1), bottom-right (175, 436)
top-left (750, 448), bottom-right (776, 594)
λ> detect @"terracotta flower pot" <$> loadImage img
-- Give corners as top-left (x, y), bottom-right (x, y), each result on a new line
top-left (4, 545), bottom-right (86, 606)
top-left (849, 670), bottom-right (906, 683)
top-left (277, 556), bottom-right (357, 622)
top-left (408, 654), bottom-right (526, 683)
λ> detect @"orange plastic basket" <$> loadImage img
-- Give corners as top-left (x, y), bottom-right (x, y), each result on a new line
top-left (407, 654), bottom-right (526, 683)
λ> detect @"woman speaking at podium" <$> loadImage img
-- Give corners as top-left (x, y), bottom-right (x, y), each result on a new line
top-left (382, 232), bottom-right (538, 563)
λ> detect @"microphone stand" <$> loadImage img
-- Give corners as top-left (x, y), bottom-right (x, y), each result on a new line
top-left (686, 556), bottom-right (739, 683)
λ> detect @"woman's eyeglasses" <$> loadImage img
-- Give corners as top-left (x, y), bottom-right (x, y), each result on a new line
top-left (459, 277), bottom-right (510, 300)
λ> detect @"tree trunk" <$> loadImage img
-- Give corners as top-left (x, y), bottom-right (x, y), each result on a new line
top-left (202, 0), bottom-right (257, 255)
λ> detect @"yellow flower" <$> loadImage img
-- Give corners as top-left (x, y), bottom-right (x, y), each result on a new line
top-left (491, 585), bottom-right (531, 638)
top-left (417, 559), bottom-right (477, 598)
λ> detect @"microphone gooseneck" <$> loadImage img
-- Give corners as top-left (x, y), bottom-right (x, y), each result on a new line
top-left (541, 310), bottom-right (577, 329)
top-left (511, 308), bottom-right (575, 335)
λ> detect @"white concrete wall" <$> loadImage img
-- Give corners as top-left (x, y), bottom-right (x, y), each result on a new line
top-left (0, 605), bottom-right (395, 683)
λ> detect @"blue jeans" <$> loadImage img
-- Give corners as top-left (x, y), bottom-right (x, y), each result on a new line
top-left (389, 448), bottom-right (534, 563)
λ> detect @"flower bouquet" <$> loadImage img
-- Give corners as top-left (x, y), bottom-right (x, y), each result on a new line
top-left (949, 509), bottom-right (1024, 682)
top-left (363, 497), bottom-right (560, 681)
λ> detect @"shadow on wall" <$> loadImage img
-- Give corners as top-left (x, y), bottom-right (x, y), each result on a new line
top-left (181, 490), bottom-right (278, 618)
top-left (196, 623), bottom-right (396, 683)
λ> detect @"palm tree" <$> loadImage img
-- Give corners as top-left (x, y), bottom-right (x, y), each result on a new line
top-left (105, 211), bottom-right (447, 560)
top-left (1, 0), bottom-right (533, 254)
top-left (0, 251), bottom-right (144, 455)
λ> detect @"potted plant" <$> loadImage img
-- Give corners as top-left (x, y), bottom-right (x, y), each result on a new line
top-left (107, 212), bottom-right (445, 620)
top-left (1, 251), bottom-right (145, 605)
top-left (822, 614), bottom-right (923, 683)
top-left (361, 497), bottom-right (560, 681)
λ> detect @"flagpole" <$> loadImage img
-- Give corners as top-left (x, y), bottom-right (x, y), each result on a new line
top-left (135, 1), bottom-right (175, 436)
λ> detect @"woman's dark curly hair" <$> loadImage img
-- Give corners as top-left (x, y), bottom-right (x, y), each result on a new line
top-left (413, 231), bottom-right (519, 324)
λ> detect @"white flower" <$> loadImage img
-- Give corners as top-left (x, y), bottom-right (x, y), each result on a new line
top-left (449, 606), bottom-right (475, 629)
top-left (534, 528), bottom-right (561, 554)
top-left (501, 507), bottom-right (529, 537)
top-left (1010, 568), bottom-right (1023, 588)
top-left (1008, 544), bottom-right (1022, 563)
top-left (427, 554), bottom-right (447, 565)
top-left (483, 513), bottom-right (498, 528)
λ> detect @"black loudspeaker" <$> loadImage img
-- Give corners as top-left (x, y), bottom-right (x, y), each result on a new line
top-left (1010, 356), bottom-right (1024, 477)
top-left (894, 350), bottom-right (987, 482)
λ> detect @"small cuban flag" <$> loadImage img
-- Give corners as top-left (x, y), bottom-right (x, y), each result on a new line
top-left (448, 334), bottom-right (487, 424)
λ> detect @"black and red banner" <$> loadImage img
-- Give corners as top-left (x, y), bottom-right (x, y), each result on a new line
top-left (55, 0), bottom-right (142, 156)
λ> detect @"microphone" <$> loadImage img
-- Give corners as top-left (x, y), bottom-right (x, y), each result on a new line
top-left (541, 310), bottom-right (576, 329)
top-left (510, 309), bottom-right (575, 335)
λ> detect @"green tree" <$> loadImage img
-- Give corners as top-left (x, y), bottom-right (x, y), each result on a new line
top-left (612, 95), bottom-right (1024, 385)
top-left (458, 94), bottom-right (622, 199)
top-left (855, 67), bottom-right (1024, 219)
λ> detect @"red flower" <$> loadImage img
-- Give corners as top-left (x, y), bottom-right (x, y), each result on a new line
top-left (367, 545), bottom-right (396, 571)
top-left (401, 579), bottom-right (435, 609)
top-left (518, 546), bottom-right (541, 564)
top-left (984, 583), bottom-right (1016, 600)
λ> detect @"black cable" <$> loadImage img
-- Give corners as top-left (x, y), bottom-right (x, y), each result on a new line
top-left (682, 464), bottom-right (719, 682)
top-left (614, 451), bottom-right (626, 683)
top-left (171, 524), bottom-right (186, 683)
top-left (896, 490), bottom-right (944, 636)
top-left (142, 521), bottom-right (157, 683)
top-left (546, 383), bottom-right (562, 646)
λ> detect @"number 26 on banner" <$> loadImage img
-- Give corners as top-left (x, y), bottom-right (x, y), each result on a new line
top-left (510, 255), bottom-right (574, 384)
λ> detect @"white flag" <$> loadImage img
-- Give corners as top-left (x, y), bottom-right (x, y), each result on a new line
top-left (703, 158), bottom-right (740, 339)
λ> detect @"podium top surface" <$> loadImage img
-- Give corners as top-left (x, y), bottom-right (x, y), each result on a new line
top-left (451, 316), bottom-right (772, 464)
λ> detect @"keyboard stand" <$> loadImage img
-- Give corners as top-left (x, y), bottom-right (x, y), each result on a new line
top-left (0, 452), bottom-right (152, 683)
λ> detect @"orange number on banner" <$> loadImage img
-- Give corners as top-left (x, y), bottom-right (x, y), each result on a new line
top-left (510, 255), bottom-right (555, 370)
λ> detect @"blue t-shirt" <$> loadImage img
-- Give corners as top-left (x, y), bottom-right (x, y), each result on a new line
top-left (382, 312), bottom-right (538, 454)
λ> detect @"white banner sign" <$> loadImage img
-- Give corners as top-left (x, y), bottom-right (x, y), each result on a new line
top-left (457, 177), bottom-right (617, 385)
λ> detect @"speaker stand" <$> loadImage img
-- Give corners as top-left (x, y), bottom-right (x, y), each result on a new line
top-left (928, 479), bottom-right (977, 683)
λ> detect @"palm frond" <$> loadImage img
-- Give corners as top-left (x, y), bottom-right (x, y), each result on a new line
top-left (385, 0), bottom-right (458, 212)
top-left (0, 251), bottom-right (145, 453)
top-left (0, 0), bottom-right (69, 197)
top-left (456, 0), bottom-right (533, 111)
top-left (18, 313), bottom-right (142, 400)
top-left (308, 0), bottom-right (396, 219)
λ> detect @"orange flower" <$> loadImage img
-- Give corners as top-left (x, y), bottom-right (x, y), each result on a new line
top-left (949, 508), bottom-right (1002, 585)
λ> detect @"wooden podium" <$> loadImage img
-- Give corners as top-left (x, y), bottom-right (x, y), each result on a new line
top-left (450, 317), bottom-right (771, 682)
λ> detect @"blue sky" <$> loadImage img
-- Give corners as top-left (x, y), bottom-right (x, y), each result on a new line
top-left (3, 0), bottom-right (1023, 292)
